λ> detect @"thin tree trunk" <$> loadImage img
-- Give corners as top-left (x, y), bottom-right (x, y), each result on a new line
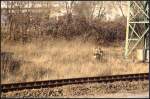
top-left (119, 2), bottom-right (125, 18)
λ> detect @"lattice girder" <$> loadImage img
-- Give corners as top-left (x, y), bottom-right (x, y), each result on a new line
top-left (125, 1), bottom-right (149, 58)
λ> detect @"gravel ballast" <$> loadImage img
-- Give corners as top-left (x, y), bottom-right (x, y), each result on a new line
top-left (1, 80), bottom-right (149, 98)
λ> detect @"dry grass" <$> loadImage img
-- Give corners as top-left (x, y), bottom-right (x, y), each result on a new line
top-left (1, 39), bottom-right (148, 84)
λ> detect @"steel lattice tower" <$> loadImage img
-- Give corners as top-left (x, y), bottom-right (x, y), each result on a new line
top-left (125, 1), bottom-right (149, 61)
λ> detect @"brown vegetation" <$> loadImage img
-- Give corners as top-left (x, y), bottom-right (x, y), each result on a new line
top-left (1, 1), bottom-right (148, 84)
top-left (1, 40), bottom-right (148, 84)
top-left (1, 1), bottom-right (126, 44)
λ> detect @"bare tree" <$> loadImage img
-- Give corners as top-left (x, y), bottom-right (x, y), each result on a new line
top-left (2, 1), bottom-right (54, 42)
top-left (97, 1), bottom-right (105, 20)
top-left (113, 1), bottom-right (126, 18)
top-left (64, 1), bottom-right (75, 15)
top-left (73, 1), bottom-right (93, 21)
top-left (118, 1), bottom-right (125, 18)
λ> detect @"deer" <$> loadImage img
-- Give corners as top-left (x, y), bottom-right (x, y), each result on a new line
top-left (93, 46), bottom-right (104, 61)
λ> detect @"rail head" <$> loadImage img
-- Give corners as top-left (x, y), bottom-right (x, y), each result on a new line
top-left (1, 73), bottom-right (149, 93)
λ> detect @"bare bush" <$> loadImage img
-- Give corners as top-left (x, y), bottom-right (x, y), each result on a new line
top-left (1, 52), bottom-right (21, 79)
top-left (1, 1), bottom-right (126, 44)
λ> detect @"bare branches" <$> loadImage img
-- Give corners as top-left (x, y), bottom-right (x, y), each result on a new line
top-left (97, 1), bottom-right (105, 20)
top-left (1, 1), bottom-right (126, 43)
top-left (64, 1), bottom-right (75, 15)
top-left (118, 1), bottom-right (125, 18)
top-left (113, 1), bottom-right (126, 18)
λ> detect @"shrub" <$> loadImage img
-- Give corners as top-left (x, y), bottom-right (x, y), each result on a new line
top-left (1, 13), bottom-right (126, 45)
top-left (1, 52), bottom-right (21, 79)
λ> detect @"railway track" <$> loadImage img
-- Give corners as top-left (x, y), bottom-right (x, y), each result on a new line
top-left (1, 73), bottom-right (149, 93)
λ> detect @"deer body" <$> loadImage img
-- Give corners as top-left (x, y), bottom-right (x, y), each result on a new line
top-left (93, 47), bottom-right (104, 61)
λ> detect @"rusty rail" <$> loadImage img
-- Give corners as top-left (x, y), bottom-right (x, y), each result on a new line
top-left (1, 73), bottom-right (149, 93)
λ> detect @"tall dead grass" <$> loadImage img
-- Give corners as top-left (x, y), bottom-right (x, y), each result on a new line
top-left (1, 39), bottom-right (148, 84)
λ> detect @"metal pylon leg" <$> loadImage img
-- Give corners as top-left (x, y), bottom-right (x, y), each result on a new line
top-left (124, 1), bottom-right (149, 58)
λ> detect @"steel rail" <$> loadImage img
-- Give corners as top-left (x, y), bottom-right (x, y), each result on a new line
top-left (1, 73), bottom-right (149, 93)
